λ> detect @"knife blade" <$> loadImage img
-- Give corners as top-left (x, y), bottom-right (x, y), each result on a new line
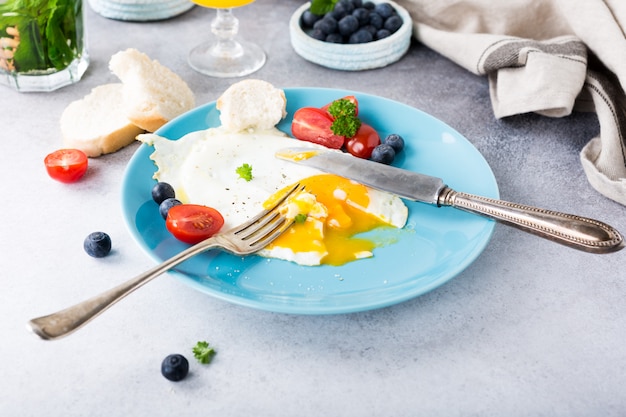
top-left (276, 147), bottom-right (624, 254)
top-left (276, 147), bottom-right (446, 204)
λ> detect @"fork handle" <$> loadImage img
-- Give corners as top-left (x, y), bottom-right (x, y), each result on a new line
top-left (438, 187), bottom-right (624, 253)
top-left (27, 238), bottom-right (221, 340)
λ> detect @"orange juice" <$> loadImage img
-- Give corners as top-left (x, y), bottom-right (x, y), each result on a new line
top-left (191, 0), bottom-right (255, 7)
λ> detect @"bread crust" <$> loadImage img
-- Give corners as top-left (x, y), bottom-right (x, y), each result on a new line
top-left (109, 48), bottom-right (195, 132)
top-left (126, 115), bottom-right (168, 134)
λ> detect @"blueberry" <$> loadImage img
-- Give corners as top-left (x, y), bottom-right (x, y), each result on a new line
top-left (151, 182), bottom-right (175, 205)
top-left (313, 16), bottom-right (338, 34)
top-left (159, 198), bottom-right (182, 219)
top-left (369, 12), bottom-right (383, 29)
top-left (363, 25), bottom-right (377, 37)
top-left (348, 28), bottom-right (373, 43)
top-left (161, 354), bottom-right (189, 382)
top-left (331, 1), bottom-right (352, 20)
top-left (352, 7), bottom-right (370, 25)
top-left (384, 15), bottom-right (403, 33)
top-left (326, 33), bottom-right (344, 43)
top-left (362, 1), bottom-right (375, 10)
top-left (310, 28), bottom-right (327, 41)
top-left (371, 144), bottom-right (396, 165)
top-left (374, 2), bottom-right (395, 19)
top-left (384, 133), bottom-right (405, 152)
top-left (331, 8), bottom-right (347, 20)
top-left (301, 10), bottom-right (322, 27)
top-left (376, 28), bottom-right (391, 40)
top-left (336, 0), bottom-right (355, 14)
top-left (338, 14), bottom-right (359, 36)
top-left (84, 232), bottom-right (112, 258)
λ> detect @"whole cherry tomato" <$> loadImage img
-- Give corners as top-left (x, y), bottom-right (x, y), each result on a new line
top-left (166, 204), bottom-right (225, 245)
top-left (344, 123), bottom-right (381, 159)
top-left (44, 149), bottom-right (88, 183)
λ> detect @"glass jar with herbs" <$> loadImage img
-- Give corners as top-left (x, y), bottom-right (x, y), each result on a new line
top-left (0, 0), bottom-right (89, 92)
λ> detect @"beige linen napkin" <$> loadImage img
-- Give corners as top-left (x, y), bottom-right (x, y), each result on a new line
top-left (396, 0), bottom-right (626, 206)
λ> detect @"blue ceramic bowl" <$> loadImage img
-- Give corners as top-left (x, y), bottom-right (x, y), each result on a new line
top-left (88, 0), bottom-right (195, 21)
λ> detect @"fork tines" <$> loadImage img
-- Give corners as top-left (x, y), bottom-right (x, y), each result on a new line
top-left (234, 183), bottom-right (304, 248)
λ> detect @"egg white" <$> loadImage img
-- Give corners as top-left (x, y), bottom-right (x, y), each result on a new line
top-left (139, 127), bottom-right (408, 265)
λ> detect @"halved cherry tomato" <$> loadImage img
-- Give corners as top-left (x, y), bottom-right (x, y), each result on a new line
top-left (166, 204), bottom-right (225, 245)
top-left (344, 123), bottom-right (381, 159)
top-left (44, 149), bottom-right (88, 183)
top-left (321, 95), bottom-right (359, 117)
top-left (291, 107), bottom-right (344, 149)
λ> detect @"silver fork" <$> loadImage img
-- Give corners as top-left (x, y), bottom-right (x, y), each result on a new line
top-left (27, 183), bottom-right (303, 341)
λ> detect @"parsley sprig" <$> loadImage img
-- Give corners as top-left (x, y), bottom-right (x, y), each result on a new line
top-left (327, 98), bottom-right (361, 138)
top-left (236, 163), bottom-right (253, 181)
top-left (192, 341), bottom-right (216, 364)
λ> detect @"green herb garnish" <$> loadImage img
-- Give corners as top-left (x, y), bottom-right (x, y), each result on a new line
top-left (192, 341), bottom-right (216, 365)
top-left (236, 163), bottom-right (253, 181)
top-left (327, 98), bottom-right (361, 138)
top-left (294, 213), bottom-right (307, 223)
top-left (0, 0), bottom-right (84, 73)
top-left (309, 0), bottom-right (339, 15)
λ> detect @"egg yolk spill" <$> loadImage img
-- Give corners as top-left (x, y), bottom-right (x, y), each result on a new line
top-left (263, 174), bottom-right (391, 266)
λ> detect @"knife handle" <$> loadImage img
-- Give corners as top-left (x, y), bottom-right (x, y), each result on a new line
top-left (437, 187), bottom-right (624, 254)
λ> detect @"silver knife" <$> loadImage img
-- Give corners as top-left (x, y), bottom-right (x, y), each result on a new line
top-left (276, 147), bottom-right (624, 254)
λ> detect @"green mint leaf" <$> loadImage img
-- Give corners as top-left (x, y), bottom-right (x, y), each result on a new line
top-left (236, 163), bottom-right (253, 181)
top-left (45, 2), bottom-right (80, 70)
top-left (309, 0), bottom-right (338, 15)
top-left (1, 0), bottom-right (81, 72)
top-left (192, 341), bottom-right (216, 365)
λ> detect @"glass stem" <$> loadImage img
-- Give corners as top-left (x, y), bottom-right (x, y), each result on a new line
top-left (211, 8), bottom-right (243, 58)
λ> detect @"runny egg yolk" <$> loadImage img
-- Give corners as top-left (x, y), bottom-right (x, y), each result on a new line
top-left (263, 174), bottom-right (390, 266)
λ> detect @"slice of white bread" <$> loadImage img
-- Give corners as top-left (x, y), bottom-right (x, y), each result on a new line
top-left (216, 79), bottom-right (287, 132)
top-left (109, 48), bottom-right (195, 132)
top-left (61, 83), bottom-right (145, 157)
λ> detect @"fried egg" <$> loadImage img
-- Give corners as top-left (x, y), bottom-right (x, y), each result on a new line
top-left (139, 127), bottom-right (408, 266)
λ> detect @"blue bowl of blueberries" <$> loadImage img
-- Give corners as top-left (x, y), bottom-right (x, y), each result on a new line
top-left (289, 0), bottom-right (412, 70)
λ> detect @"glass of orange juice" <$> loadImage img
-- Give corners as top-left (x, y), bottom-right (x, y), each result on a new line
top-left (188, 0), bottom-right (266, 77)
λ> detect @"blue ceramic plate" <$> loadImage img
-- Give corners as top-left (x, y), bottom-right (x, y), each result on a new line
top-left (121, 88), bottom-right (499, 314)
